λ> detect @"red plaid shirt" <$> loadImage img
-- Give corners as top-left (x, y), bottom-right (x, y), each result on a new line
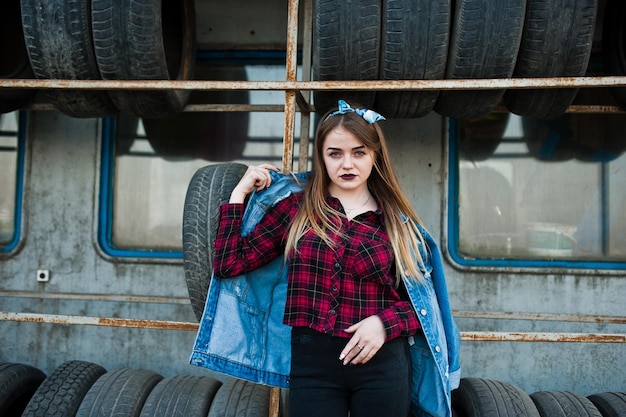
top-left (213, 193), bottom-right (420, 341)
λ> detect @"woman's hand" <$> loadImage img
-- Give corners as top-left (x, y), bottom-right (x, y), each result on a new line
top-left (339, 315), bottom-right (386, 365)
top-left (229, 164), bottom-right (280, 204)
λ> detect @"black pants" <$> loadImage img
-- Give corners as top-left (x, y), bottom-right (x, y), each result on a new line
top-left (289, 327), bottom-right (410, 417)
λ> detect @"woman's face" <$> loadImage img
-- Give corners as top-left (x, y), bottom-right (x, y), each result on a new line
top-left (322, 125), bottom-right (375, 195)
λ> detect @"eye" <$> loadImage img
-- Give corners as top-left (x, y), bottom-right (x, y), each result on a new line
top-left (328, 151), bottom-right (341, 158)
top-left (354, 150), bottom-right (366, 157)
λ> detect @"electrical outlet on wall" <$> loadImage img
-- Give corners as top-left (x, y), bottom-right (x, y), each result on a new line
top-left (37, 269), bottom-right (49, 282)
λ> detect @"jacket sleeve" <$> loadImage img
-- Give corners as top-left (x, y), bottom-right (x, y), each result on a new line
top-left (376, 299), bottom-right (421, 341)
top-left (213, 197), bottom-right (294, 278)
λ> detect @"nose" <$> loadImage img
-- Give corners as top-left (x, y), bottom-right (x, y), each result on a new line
top-left (342, 154), bottom-right (353, 168)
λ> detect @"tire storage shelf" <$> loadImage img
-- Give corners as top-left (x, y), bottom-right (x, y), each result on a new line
top-left (1, 1), bottom-right (625, 417)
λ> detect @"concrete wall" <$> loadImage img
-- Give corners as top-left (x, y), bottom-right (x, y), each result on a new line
top-left (0, 112), bottom-right (207, 379)
top-left (0, 0), bottom-right (623, 399)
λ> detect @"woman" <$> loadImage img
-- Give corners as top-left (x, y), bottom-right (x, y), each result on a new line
top-left (206, 100), bottom-right (460, 417)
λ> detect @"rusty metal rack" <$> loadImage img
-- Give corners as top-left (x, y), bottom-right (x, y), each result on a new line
top-left (3, 77), bottom-right (626, 172)
top-left (2, 0), bottom-right (626, 171)
top-left (2, 0), bottom-right (626, 414)
top-left (1, 310), bottom-right (625, 343)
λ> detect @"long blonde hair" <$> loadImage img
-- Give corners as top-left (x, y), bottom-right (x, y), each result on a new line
top-left (284, 105), bottom-right (427, 284)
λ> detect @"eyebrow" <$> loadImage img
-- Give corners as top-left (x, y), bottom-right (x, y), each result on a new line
top-left (326, 145), bottom-right (366, 151)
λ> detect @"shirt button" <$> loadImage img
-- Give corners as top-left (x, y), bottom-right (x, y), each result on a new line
top-left (435, 346), bottom-right (441, 353)
top-left (330, 309), bottom-right (336, 315)
top-left (420, 309), bottom-right (427, 316)
top-left (332, 286), bottom-right (338, 292)
top-left (334, 263), bottom-right (341, 271)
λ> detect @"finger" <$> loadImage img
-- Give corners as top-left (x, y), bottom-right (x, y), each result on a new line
top-left (345, 339), bottom-right (385, 365)
top-left (347, 345), bottom-right (378, 365)
top-left (339, 337), bottom-right (358, 362)
top-left (252, 164), bottom-right (278, 187)
top-left (255, 165), bottom-right (278, 189)
top-left (342, 324), bottom-right (357, 334)
top-left (339, 340), bottom-right (364, 365)
top-left (338, 325), bottom-right (360, 358)
top-left (352, 345), bottom-right (377, 365)
top-left (254, 169), bottom-right (272, 190)
top-left (243, 167), bottom-right (268, 191)
top-left (349, 343), bottom-right (367, 364)
top-left (258, 164), bottom-right (280, 172)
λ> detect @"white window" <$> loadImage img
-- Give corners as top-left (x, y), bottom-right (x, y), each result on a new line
top-left (0, 112), bottom-right (23, 252)
top-left (452, 111), bottom-right (626, 267)
top-left (101, 61), bottom-right (311, 256)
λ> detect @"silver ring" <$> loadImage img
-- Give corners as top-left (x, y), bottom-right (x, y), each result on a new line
top-left (357, 344), bottom-right (363, 350)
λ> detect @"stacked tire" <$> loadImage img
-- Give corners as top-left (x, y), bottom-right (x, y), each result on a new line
top-left (603, 0), bottom-right (626, 108)
top-left (452, 378), bottom-right (626, 417)
top-left (0, 362), bottom-right (45, 417)
top-left (503, 0), bottom-right (598, 119)
top-left (16, 0), bottom-right (196, 118)
top-left (312, 0), bottom-right (599, 120)
top-left (0, 1), bottom-right (37, 114)
top-left (182, 163), bottom-right (249, 321)
top-left (3, 360), bottom-right (623, 417)
top-left (0, 360), bottom-right (275, 417)
top-left (521, 107), bottom-right (626, 163)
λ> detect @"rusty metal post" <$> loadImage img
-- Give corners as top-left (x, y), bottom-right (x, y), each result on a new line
top-left (270, 0), bottom-right (301, 415)
top-left (282, 0), bottom-right (300, 174)
top-left (297, 0), bottom-right (313, 172)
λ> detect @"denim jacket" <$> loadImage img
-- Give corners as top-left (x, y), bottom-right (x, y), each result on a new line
top-left (190, 171), bottom-right (461, 417)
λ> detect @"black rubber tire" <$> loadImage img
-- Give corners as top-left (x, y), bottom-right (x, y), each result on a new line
top-left (75, 368), bottom-right (163, 417)
top-left (207, 378), bottom-right (271, 417)
top-left (21, 360), bottom-right (106, 417)
top-left (523, 110), bottom-right (626, 162)
top-left (587, 392), bottom-right (626, 417)
top-left (139, 375), bottom-right (222, 417)
top-left (522, 116), bottom-right (577, 162)
top-left (564, 89), bottom-right (626, 162)
top-left (452, 377), bottom-right (540, 417)
top-left (0, 0), bottom-right (37, 113)
top-left (0, 362), bottom-right (46, 417)
top-left (182, 163), bottom-right (248, 321)
top-left (374, 0), bottom-right (450, 118)
top-left (91, 0), bottom-right (196, 117)
top-left (570, 114), bottom-right (626, 162)
top-left (20, 0), bottom-right (117, 118)
top-left (435, 0), bottom-right (526, 119)
top-left (312, 0), bottom-right (381, 115)
top-left (143, 66), bottom-right (249, 161)
top-left (504, 0), bottom-right (598, 119)
top-left (531, 391), bottom-right (603, 417)
top-left (144, 110), bottom-right (248, 161)
top-left (602, 0), bottom-right (626, 107)
top-left (458, 113), bottom-right (509, 161)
